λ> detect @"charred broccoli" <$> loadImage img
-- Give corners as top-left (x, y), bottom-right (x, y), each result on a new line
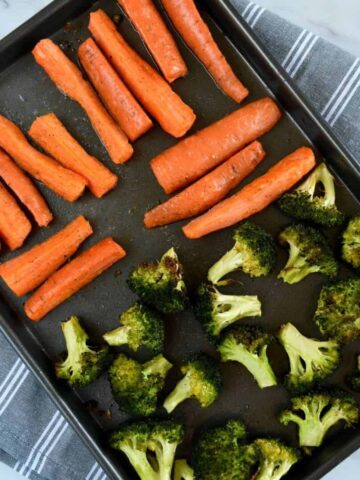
top-left (128, 248), bottom-right (189, 314)
top-left (207, 222), bottom-right (276, 284)
top-left (349, 355), bottom-right (360, 391)
top-left (278, 163), bottom-right (344, 227)
top-left (279, 323), bottom-right (340, 393)
top-left (254, 438), bottom-right (300, 480)
top-left (342, 216), bottom-right (360, 269)
top-left (109, 353), bottom-right (172, 416)
top-left (279, 391), bottom-right (359, 447)
top-left (278, 224), bottom-right (338, 284)
top-left (55, 316), bottom-right (111, 387)
top-left (163, 354), bottom-right (221, 413)
top-left (218, 325), bottom-right (277, 389)
top-left (174, 459), bottom-right (194, 480)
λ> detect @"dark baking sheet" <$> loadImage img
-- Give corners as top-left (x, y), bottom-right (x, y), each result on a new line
top-left (0, 1), bottom-right (359, 479)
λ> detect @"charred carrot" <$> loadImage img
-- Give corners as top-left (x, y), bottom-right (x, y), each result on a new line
top-left (0, 115), bottom-right (87, 202)
top-left (151, 97), bottom-right (281, 193)
top-left (117, 0), bottom-right (188, 83)
top-left (0, 148), bottom-right (53, 227)
top-left (144, 141), bottom-right (265, 228)
top-left (183, 147), bottom-right (316, 239)
top-left (0, 216), bottom-right (93, 296)
top-left (29, 114), bottom-right (118, 198)
top-left (33, 39), bottom-right (133, 164)
top-left (24, 238), bottom-right (126, 321)
top-left (78, 38), bottom-right (152, 142)
top-left (88, 10), bottom-right (196, 138)
top-left (162, 0), bottom-right (248, 102)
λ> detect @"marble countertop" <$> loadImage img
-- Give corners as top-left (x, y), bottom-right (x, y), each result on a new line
top-left (0, 1), bottom-right (359, 479)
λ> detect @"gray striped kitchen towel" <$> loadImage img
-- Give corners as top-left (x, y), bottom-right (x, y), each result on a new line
top-left (0, 1), bottom-right (359, 479)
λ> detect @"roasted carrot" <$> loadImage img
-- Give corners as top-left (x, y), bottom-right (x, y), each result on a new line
top-left (151, 97), bottom-right (281, 194)
top-left (0, 181), bottom-right (31, 250)
top-left (0, 114), bottom-right (87, 202)
top-left (144, 141), bottom-right (265, 228)
top-left (162, 0), bottom-right (249, 102)
top-left (183, 147), bottom-right (316, 239)
top-left (117, 0), bottom-right (188, 83)
top-left (88, 10), bottom-right (196, 138)
top-left (29, 114), bottom-right (118, 198)
top-left (24, 238), bottom-right (126, 321)
top-left (33, 39), bottom-right (133, 164)
top-left (0, 148), bottom-right (53, 227)
top-left (78, 38), bottom-right (152, 142)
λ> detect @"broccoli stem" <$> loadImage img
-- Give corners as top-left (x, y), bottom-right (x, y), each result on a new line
top-left (164, 375), bottom-right (192, 413)
top-left (174, 459), bottom-right (194, 480)
top-left (143, 355), bottom-right (172, 378)
top-left (278, 242), bottom-right (319, 284)
top-left (121, 445), bottom-right (158, 480)
top-left (299, 163), bottom-right (335, 207)
top-left (61, 316), bottom-right (90, 366)
top-left (103, 325), bottom-right (130, 346)
top-left (152, 442), bottom-right (178, 480)
top-left (214, 294), bottom-right (261, 335)
top-left (208, 248), bottom-right (245, 284)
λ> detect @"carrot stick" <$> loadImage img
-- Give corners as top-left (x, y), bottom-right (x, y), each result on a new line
top-left (162, 0), bottom-right (249, 102)
top-left (183, 147), bottom-right (316, 239)
top-left (78, 38), bottom-right (152, 142)
top-left (24, 238), bottom-right (126, 321)
top-left (0, 148), bottom-right (53, 227)
top-left (88, 10), bottom-right (196, 138)
top-left (29, 114), bottom-right (118, 198)
top-left (0, 114), bottom-right (87, 202)
top-left (117, 0), bottom-right (188, 83)
top-left (0, 181), bottom-right (31, 250)
top-left (151, 97), bottom-right (281, 193)
top-left (0, 216), bottom-right (93, 296)
top-left (144, 141), bottom-right (265, 228)
top-left (32, 39), bottom-right (133, 164)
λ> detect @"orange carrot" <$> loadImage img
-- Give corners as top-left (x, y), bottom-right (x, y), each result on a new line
top-left (0, 181), bottom-right (31, 250)
top-left (183, 147), bottom-right (316, 239)
top-left (33, 39), bottom-right (133, 164)
top-left (0, 216), bottom-right (93, 296)
top-left (24, 238), bottom-right (126, 321)
top-left (117, 0), bottom-right (188, 83)
top-left (162, 0), bottom-right (249, 102)
top-left (78, 38), bottom-right (152, 142)
top-left (88, 10), bottom-right (196, 138)
top-left (0, 148), bottom-right (53, 227)
top-left (0, 114), bottom-right (87, 202)
top-left (144, 141), bottom-right (265, 228)
top-left (29, 114), bottom-right (118, 198)
top-left (151, 97), bottom-right (281, 193)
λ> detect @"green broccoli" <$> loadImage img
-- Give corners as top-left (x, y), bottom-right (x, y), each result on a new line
top-left (218, 325), bottom-right (277, 389)
top-left (279, 391), bottom-right (359, 447)
top-left (127, 248), bottom-right (189, 314)
top-left (55, 316), bottom-right (111, 387)
top-left (174, 459), bottom-right (194, 480)
top-left (349, 354), bottom-right (360, 391)
top-left (207, 222), bottom-right (276, 285)
top-left (254, 438), bottom-right (300, 480)
top-left (110, 419), bottom-right (184, 480)
top-left (314, 278), bottom-right (360, 343)
top-left (279, 323), bottom-right (340, 393)
top-left (109, 353), bottom-right (172, 416)
top-left (342, 216), bottom-right (360, 269)
top-left (278, 163), bottom-right (344, 227)
top-left (194, 283), bottom-right (262, 339)
top-left (278, 224), bottom-right (338, 284)
top-left (163, 354), bottom-right (221, 413)
top-left (103, 302), bottom-right (164, 353)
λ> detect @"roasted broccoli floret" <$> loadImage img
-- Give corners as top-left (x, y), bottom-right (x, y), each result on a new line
top-left (278, 224), bottom-right (338, 284)
top-left (174, 459), bottom-right (194, 480)
top-left (193, 419), bottom-right (258, 480)
top-left (207, 222), bottom-right (276, 285)
top-left (218, 325), bottom-right (277, 389)
top-left (342, 216), bottom-right (360, 269)
top-left (55, 316), bottom-right (111, 387)
top-left (254, 438), bottom-right (300, 480)
top-left (278, 163), bottom-right (344, 227)
top-left (163, 354), bottom-right (221, 413)
top-left (279, 391), bottom-right (359, 447)
top-left (194, 283), bottom-right (262, 340)
top-left (314, 278), bottom-right (360, 343)
top-left (109, 353), bottom-right (172, 416)
top-left (110, 419), bottom-right (184, 480)
top-left (128, 248), bottom-right (189, 314)
top-left (279, 323), bottom-right (340, 393)
top-left (103, 302), bottom-right (164, 353)
top-left (349, 355), bottom-right (360, 391)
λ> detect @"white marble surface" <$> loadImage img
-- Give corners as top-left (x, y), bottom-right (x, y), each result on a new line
top-left (0, 1), bottom-right (359, 479)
